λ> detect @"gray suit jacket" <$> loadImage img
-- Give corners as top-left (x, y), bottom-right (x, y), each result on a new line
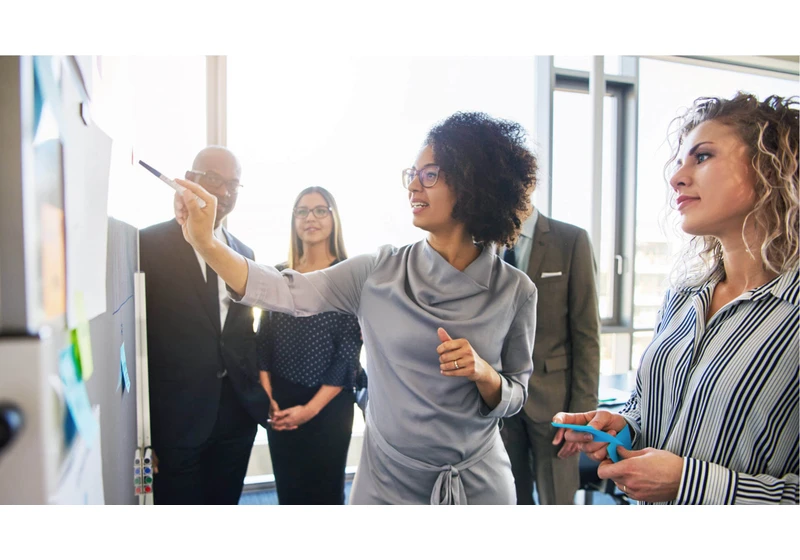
top-left (521, 215), bottom-right (600, 423)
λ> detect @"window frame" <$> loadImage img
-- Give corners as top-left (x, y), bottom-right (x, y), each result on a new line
top-left (543, 57), bottom-right (644, 374)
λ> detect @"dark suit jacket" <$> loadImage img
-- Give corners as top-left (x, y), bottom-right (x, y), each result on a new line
top-left (521, 215), bottom-right (601, 423)
top-left (139, 219), bottom-right (271, 449)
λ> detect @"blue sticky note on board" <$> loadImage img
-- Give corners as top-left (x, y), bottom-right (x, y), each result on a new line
top-left (120, 342), bottom-right (130, 393)
top-left (59, 345), bottom-right (99, 448)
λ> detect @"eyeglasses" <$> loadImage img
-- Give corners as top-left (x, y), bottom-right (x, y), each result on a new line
top-left (401, 164), bottom-right (441, 189)
top-left (293, 205), bottom-right (332, 219)
top-left (189, 170), bottom-right (243, 193)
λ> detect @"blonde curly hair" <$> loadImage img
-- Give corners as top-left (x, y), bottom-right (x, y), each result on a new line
top-left (663, 92), bottom-right (799, 287)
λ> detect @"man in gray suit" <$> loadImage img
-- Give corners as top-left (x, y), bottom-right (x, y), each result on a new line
top-left (499, 207), bottom-right (600, 505)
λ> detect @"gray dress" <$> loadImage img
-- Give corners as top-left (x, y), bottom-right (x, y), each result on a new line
top-left (236, 240), bottom-right (538, 504)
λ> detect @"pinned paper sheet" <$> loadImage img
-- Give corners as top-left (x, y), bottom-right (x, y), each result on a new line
top-left (120, 342), bottom-right (131, 393)
top-left (41, 203), bottom-right (66, 319)
top-left (71, 291), bottom-right (94, 380)
top-left (64, 116), bottom-right (112, 327)
top-left (59, 345), bottom-right (99, 448)
top-left (52, 406), bottom-right (105, 505)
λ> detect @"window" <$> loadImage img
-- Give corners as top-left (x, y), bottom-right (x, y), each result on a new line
top-left (550, 85), bottom-right (624, 323)
top-left (547, 56), bottom-right (799, 376)
top-left (554, 56), bottom-right (623, 75)
top-left (633, 57), bottom-right (800, 342)
top-left (101, 56), bottom-right (207, 229)
top-left (226, 56), bottom-right (537, 266)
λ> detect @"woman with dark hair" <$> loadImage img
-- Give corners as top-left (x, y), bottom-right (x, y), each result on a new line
top-left (257, 186), bottom-right (362, 504)
top-left (555, 92), bottom-right (799, 505)
top-left (173, 112), bottom-right (539, 504)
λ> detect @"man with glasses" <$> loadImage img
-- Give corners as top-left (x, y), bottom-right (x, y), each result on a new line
top-left (139, 145), bottom-right (271, 504)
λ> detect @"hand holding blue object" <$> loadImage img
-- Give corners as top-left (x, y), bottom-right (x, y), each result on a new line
top-left (551, 422), bottom-right (632, 462)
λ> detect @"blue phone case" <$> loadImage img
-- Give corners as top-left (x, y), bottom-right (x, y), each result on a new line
top-left (551, 422), bottom-right (632, 462)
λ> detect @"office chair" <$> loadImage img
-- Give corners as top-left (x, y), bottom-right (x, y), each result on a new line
top-left (579, 453), bottom-right (632, 505)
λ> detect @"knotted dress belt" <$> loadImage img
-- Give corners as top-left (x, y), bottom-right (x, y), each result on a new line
top-left (366, 408), bottom-right (496, 505)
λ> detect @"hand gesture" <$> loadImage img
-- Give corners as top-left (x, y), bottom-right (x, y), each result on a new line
top-left (597, 446), bottom-right (683, 503)
top-left (270, 405), bottom-right (315, 431)
top-left (556, 440), bottom-right (582, 459)
top-left (436, 327), bottom-right (491, 383)
top-left (551, 409), bottom-right (628, 462)
top-left (173, 178), bottom-right (217, 250)
top-left (269, 399), bottom-right (281, 421)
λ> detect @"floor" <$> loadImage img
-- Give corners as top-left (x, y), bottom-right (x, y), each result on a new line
top-left (239, 481), bottom-right (353, 505)
top-left (239, 481), bottom-right (625, 505)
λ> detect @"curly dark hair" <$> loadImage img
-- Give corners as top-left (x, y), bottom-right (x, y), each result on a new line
top-left (424, 112), bottom-right (537, 247)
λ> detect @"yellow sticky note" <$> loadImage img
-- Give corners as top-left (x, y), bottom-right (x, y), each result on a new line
top-left (72, 291), bottom-right (94, 381)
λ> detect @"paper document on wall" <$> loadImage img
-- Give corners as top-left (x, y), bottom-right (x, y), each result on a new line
top-left (52, 406), bottom-right (105, 505)
top-left (41, 201), bottom-right (67, 321)
top-left (64, 122), bottom-right (113, 327)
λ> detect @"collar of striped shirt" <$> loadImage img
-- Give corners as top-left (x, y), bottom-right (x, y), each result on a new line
top-left (678, 266), bottom-right (798, 307)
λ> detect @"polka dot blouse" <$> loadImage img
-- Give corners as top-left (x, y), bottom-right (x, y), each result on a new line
top-left (256, 261), bottom-right (363, 389)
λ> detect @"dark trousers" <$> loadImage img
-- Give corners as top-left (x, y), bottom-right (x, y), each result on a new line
top-left (268, 377), bottom-right (354, 505)
top-left (154, 377), bottom-right (258, 505)
top-left (500, 411), bottom-right (579, 505)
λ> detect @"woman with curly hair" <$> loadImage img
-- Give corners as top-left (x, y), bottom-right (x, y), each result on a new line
top-left (555, 92), bottom-right (799, 504)
top-left (173, 112), bottom-right (539, 504)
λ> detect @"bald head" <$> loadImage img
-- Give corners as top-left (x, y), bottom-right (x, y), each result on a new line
top-left (186, 145), bottom-right (243, 228)
top-left (192, 145), bottom-right (242, 176)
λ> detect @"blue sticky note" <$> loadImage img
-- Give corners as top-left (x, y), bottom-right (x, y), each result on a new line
top-left (120, 342), bottom-right (130, 393)
top-left (59, 345), bottom-right (99, 448)
top-left (33, 69), bottom-right (44, 136)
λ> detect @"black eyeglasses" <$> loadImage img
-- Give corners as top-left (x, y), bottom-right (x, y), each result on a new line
top-left (189, 169), bottom-right (243, 193)
top-left (401, 164), bottom-right (441, 189)
top-left (293, 205), bottom-right (332, 219)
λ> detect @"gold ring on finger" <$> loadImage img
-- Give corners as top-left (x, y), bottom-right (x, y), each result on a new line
top-left (454, 360), bottom-right (459, 369)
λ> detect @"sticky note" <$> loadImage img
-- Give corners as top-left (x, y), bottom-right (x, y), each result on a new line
top-left (120, 342), bottom-right (130, 393)
top-left (72, 291), bottom-right (94, 380)
top-left (59, 345), bottom-right (99, 447)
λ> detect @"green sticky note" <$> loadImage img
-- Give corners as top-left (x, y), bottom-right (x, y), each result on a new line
top-left (72, 291), bottom-right (94, 380)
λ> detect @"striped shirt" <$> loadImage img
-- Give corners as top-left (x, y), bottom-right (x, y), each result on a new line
top-left (622, 267), bottom-right (799, 504)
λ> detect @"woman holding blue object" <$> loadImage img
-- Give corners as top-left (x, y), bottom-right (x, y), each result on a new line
top-left (554, 92), bottom-right (799, 505)
top-left (173, 112), bottom-right (539, 504)
top-left (257, 186), bottom-right (362, 505)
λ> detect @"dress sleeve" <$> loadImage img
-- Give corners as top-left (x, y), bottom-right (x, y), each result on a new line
top-left (231, 250), bottom-right (382, 317)
top-left (480, 289), bottom-right (537, 418)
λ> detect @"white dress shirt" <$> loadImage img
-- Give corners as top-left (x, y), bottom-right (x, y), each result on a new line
top-left (193, 225), bottom-right (231, 329)
top-left (505, 207), bottom-right (539, 270)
